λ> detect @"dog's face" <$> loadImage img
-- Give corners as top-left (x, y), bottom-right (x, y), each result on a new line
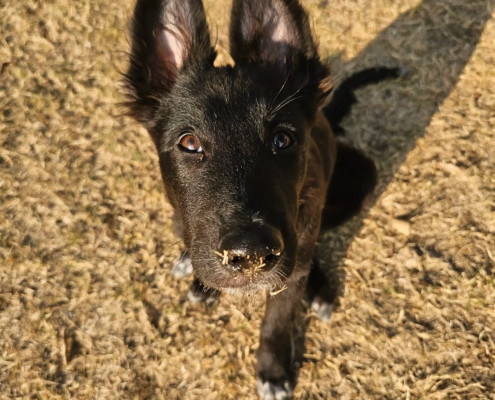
top-left (125, 0), bottom-right (331, 293)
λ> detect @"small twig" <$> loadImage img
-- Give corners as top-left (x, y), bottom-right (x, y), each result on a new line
top-left (255, 257), bottom-right (265, 270)
top-left (270, 285), bottom-right (288, 297)
top-left (214, 250), bottom-right (229, 265)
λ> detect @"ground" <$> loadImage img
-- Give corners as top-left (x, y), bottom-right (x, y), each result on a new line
top-left (1, 0), bottom-right (495, 399)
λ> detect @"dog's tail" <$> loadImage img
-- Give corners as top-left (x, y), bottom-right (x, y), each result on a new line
top-left (323, 67), bottom-right (405, 136)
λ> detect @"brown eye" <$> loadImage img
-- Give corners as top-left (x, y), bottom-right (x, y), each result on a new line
top-left (178, 134), bottom-right (203, 153)
top-left (272, 131), bottom-right (293, 150)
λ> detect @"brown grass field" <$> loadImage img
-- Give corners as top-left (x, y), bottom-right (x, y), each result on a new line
top-left (1, 0), bottom-right (495, 398)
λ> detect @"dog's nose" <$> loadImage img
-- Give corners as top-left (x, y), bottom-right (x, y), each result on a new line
top-left (217, 225), bottom-right (284, 272)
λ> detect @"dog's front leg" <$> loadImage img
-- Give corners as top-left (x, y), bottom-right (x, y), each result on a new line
top-left (256, 276), bottom-right (306, 400)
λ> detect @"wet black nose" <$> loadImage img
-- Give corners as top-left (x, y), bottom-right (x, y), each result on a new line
top-left (217, 225), bottom-right (284, 272)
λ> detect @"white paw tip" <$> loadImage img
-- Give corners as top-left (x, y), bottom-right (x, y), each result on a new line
top-left (186, 289), bottom-right (218, 305)
top-left (257, 378), bottom-right (293, 400)
top-left (186, 289), bottom-right (203, 303)
top-left (172, 256), bottom-right (193, 278)
top-left (397, 66), bottom-right (410, 76)
top-left (204, 295), bottom-right (217, 306)
top-left (311, 300), bottom-right (333, 322)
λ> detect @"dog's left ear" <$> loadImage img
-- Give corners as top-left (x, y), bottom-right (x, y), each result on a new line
top-left (229, 0), bottom-right (332, 104)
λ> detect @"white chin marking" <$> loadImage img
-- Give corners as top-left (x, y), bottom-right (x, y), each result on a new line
top-left (257, 378), bottom-right (293, 400)
top-left (311, 299), bottom-right (333, 322)
top-left (171, 256), bottom-right (193, 279)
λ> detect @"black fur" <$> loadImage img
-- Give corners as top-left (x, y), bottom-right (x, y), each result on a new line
top-left (123, 0), bottom-right (400, 398)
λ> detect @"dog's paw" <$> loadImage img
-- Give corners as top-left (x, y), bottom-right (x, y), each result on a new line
top-left (186, 288), bottom-right (218, 306)
top-left (257, 377), bottom-right (293, 400)
top-left (311, 297), bottom-right (333, 322)
top-left (186, 278), bottom-right (220, 306)
top-left (171, 250), bottom-right (193, 278)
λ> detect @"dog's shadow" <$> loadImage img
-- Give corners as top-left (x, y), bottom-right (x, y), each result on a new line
top-left (294, 0), bottom-right (494, 379)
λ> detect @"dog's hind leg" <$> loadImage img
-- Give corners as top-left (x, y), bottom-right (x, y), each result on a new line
top-left (310, 142), bottom-right (378, 321)
top-left (170, 212), bottom-right (220, 305)
top-left (307, 260), bottom-right (335, 322)
top-left (170, 210), bottom-right (195, 279)
top-left (171, 249), bottom-right (194, 278)
top-left (320, 141), bottom-right (378, 231)
top-left (172, 250), bottom-right (220, 305)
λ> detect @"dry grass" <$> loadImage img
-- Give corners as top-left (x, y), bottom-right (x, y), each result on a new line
top-left (1, 0), bottom-right (495, 398)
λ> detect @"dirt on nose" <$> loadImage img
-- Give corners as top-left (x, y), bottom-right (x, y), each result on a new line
top-left (214, 249), bottom-right (271, 276)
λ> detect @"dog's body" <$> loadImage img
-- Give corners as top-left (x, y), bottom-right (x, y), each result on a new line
top-left (124, 0), bottom-right (400, 398)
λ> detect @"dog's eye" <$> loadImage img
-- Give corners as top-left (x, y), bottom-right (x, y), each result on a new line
top-left (272, 131), bottom-right (292, 150)
top-left (178, 134), bottom-right (203, 153)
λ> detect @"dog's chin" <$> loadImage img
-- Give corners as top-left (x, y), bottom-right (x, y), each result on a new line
top-left (198, 272), bottom-right (287, 299)
top-left (221, 282), bottom-right (277, 299)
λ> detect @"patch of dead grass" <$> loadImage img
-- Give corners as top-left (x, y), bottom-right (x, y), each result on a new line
top-left (1, 0), bottom-right (494, 398)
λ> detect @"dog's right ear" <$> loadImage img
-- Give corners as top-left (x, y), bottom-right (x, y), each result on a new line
top-left (124, 0), bottom-right (215, 127)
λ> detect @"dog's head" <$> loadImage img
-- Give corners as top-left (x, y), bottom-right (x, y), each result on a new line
top-left (125, 0), bottom-right (331, 294)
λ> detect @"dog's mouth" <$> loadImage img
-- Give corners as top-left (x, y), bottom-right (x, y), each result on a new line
top-left (193, 251), bottom-right (289, 295)
top-left (213, 267), bottom-right (287, 291)
top-left (210, 274), bottom-right (287, 297)
top-left (213, 250), bottom-right (279, 273)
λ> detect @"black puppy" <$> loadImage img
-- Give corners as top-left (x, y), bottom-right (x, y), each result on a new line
top-left (124, 0), bottom-right (400, 398)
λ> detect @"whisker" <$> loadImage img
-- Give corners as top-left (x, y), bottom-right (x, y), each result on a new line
top-left (270, 81), bottom-right (307, 116)
top-left (269, 70), bottom-right (291, 110)
top-left (271, 95), bottom-right (303, 116)
top-left (157, 239), bottom-right (184, 257)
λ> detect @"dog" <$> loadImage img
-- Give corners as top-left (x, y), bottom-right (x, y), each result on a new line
top-left (123, 0), bottom-right (401, 398)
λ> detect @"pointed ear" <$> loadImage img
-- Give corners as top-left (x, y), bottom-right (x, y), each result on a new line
top-left (229, 0), bottom-right (332, 106)
top-left (124, 0), bottom-right (215, 126)
top-left (229, 0), bottom-right (317, 65)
